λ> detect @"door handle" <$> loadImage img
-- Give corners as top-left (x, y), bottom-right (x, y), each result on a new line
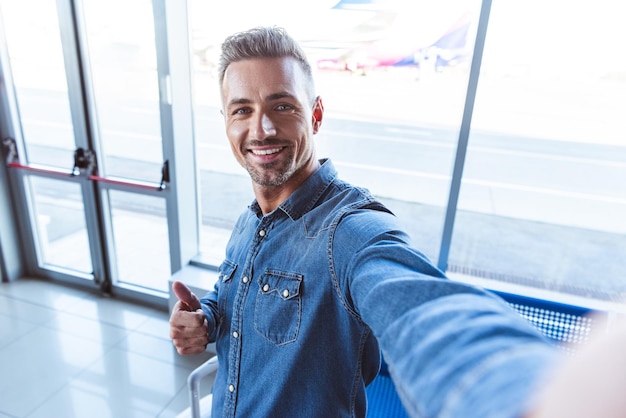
top-left (71, 147), bottom-right (97, 176)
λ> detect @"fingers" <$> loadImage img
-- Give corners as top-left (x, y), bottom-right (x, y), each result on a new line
top-left (170, 300), bottom-right (206, 327)
top-left (169, 289), bottom-right (209, 355)
top-left (174, 343), bottom-right (209, 355)
top-left (170, 310), bottom-right (209, 355)
top-left (172, 334), bottom-right (210, 355)
top-left (172, 280), bottom-right (202, 311)
top-left (171, 325), bottom-right (210, 355)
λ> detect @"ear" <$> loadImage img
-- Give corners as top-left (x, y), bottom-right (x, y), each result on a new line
top-left (312, 96), bottom-right (324, 134)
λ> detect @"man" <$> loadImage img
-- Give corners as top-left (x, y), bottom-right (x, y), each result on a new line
top-left (170, 26), bottom-right (558, 417)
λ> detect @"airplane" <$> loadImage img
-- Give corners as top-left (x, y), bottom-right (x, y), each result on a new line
top-left (301, 0), bottom-right (478, 74)
top-left (189, 0), bottom-right (477, 76)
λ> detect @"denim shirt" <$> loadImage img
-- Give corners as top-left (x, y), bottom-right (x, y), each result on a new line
top-left (200, 159), bottom-right (557, 418)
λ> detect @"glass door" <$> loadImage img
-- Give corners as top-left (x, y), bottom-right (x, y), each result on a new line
top-left (0, 0), bottom-right (179, 298)
top-left (78, 0), bottom-right (172, 295)
top-left (0, 0), bottom-right (98, 281)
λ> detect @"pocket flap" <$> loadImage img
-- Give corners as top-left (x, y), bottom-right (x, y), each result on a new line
top-left (259, 270), bottom-right (302, 300)
top-left (218, 260), bottom-right (237, 283)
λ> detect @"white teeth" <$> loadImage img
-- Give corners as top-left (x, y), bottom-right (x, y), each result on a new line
top-left (252, 148), bottom-right (281, 155)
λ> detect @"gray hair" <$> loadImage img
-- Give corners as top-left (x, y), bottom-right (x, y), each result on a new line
top-left (217, 26), bottom-right (316, 104)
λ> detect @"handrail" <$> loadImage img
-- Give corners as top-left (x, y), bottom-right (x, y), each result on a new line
top-left (89, 175), bottom-right (166, 191)
top-left (8, 161), bottom-right (72, 176)
top-left (8, 162), bottom-right (166, 191)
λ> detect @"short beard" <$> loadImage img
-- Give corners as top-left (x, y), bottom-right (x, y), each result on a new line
top-left (246, 161), bottom-right (293, 187)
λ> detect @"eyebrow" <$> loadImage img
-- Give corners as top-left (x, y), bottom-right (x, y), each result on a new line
top-left (227, 97), bottom-right (252, 108)
top-left (266, 92), bottom-right (295, 101)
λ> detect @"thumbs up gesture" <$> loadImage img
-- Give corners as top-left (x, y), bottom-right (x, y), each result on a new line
top-left (169, 281), bottom-right (209, 355)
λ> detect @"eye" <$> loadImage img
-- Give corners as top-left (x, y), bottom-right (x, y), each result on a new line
top-left (232, 107), bottom-right (251, 115)
top-left (275, 104), bottom-right (293, 111)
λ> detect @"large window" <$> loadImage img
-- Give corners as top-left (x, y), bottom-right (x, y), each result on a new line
top-left (448, 0), bottom-right (626, 304)
top-left (189, 0), bottom-right (625, 305)
top-left (190, 0), bottom-right (482, 265)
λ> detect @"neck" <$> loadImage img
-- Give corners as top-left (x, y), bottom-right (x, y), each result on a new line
top-left (253, 185), bottom-right (290, 215)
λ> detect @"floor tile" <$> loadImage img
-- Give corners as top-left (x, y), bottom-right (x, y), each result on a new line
top-left (134, 313), bottom-right (171, 340)
top-left (119, 331), bottom-right (213, 369)
top-left (44, 311), bottom-right (130, 346)
top-left (0, 313), bottom-right (39, 349)
top-left (0, 292), bottom-right (64, 325)
top-left (0, 278), bottom-right (210, 418)
top-left (28, 348), bottom-right (191, 418)
top-left (0, 326), bottom-right (106, 417)
top-left (157, 385), bottom-right (213, 418)
top-left (0, 278), bottom-right (97, 311)
top-left (63, 294), bottom-right (160, 331)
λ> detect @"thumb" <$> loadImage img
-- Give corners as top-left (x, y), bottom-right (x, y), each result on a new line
top-left (172, 281), bottom-right (202, 311)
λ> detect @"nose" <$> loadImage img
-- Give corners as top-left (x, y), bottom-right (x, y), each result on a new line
top-left (251, 112), bottom-right (277, 139)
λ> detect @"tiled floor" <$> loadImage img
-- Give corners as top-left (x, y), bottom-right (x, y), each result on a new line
top-left (0, 278), bottom-right (214, 418)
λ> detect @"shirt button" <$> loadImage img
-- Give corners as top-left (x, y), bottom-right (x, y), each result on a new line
top-left (259, 229), bottom-right (266, 237)
top-left (242, 276), bottom-right (249, 284)
top-left (262, 284), bottom-right (270, 292)
top-left (282, 289), bottom-right (289, 298)
top-left (229, 384), bottom-right (235, 393)
top-left (232, 331), bottom-right (239, 339)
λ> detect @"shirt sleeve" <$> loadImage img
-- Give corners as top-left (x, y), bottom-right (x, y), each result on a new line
top-left (199, 285), bottom-right (220, 342)
top-left (334, 209), bottom-right (560, 418)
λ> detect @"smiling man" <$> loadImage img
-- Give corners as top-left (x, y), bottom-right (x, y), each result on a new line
top-left (169, 26), bottom-right (561, 418)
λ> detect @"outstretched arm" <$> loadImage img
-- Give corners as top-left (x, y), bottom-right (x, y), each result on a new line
top-left (336, 210), bottom-right (559, 418)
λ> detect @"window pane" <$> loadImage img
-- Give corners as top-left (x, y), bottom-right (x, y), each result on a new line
top-left (81, 0), bottom-right (163, 183)
top-left (109, 191), bottom-right (170, 294)
top-left (0, 0), bottom-right (76, 168)
top-left (449, 0), bottom-right (626, 302)
top-left (190, 0), bottom-right (481, 264)
top-left (28, 176), bottom-right (93, 275)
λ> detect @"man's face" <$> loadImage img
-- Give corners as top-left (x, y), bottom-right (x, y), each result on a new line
top-left (221, 56), bottom-right (323, 191)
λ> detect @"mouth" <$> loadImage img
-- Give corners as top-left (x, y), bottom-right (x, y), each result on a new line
top-left (250, 147), bottom-right (283, 156)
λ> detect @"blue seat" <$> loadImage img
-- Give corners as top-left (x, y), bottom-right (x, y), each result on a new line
top-left (366, 359), bottom-right (409, 418)
top-left (492, 290), bottom-right (597, 348)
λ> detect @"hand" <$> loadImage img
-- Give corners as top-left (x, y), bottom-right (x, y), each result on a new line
top-left (526, 314), bottom-right (626, 418)
top-left (169, 281), bottom-right (210, 355)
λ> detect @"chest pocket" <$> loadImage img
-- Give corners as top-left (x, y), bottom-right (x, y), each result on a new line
top-left (255, 270), bottom-right (303, 346)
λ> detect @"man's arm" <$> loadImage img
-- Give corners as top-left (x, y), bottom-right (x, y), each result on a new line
top-left (377, 292), bottom-right (558, 418)
top-left (335, 209), bottom-right (559, 418)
